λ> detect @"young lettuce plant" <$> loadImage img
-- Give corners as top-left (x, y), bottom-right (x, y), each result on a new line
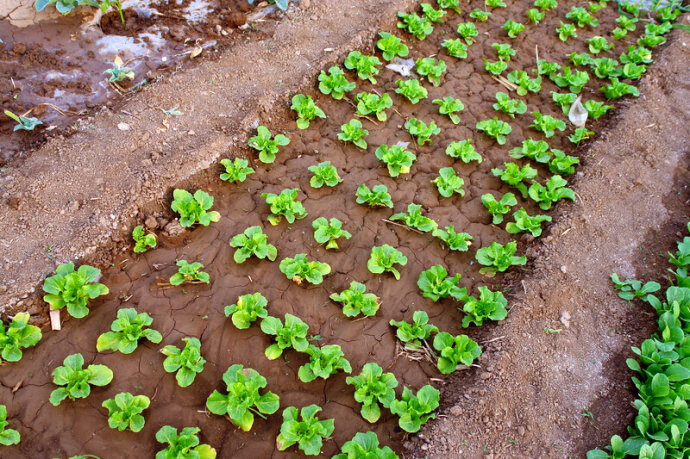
top-left (506, 209), bottom-right (552, 237)
top-left (368, 245), bottom-right (408, 280)
top-left (96, 308), bottom-right (162, 354)
top-left (415, 58), bottom-right (447, 86)
top-left (356, 184), bottom-right (394, 208)
top-left (556, 21), bottom-right (577, 41)
top-left (397, 12), bottom-right (434, 40)
top-left (568, 127), bottom-right (595, 145)
top-left (551, 92), bottom-right (578, 115)
top-left (224, 292), bottom-right (268, 329)
top-left (432, 333), bottom-right (482, 374)
top-left (531, 112), bottom-right (566, 138)
top-left (248, 125), bottom-right (290, 164)
top-left (420, 3), bottom-right (445, 22)
top-left (417, 265), bottom-right (466, 302)
top-left (441, 38), bottom-right (468, 59)
top-left (433, 96), bottom-right (464, 124)
top-left (528, 175), bottom-right (576, 210)
top-left (355, 92), bottom-right (393, 121)
top-left (481, 192), bottom-right (518, 224)
top-left (619, 46), bottom-right (652, 66)
top-left (389, 385), bottom-right (440, 433)
top-left (330, 281), bottom-right (380, 318)
top-left (610, 273), bottom-right (661, 302)
top-left (503, 19), bottom-right (526, 38)
top-left (298, 344), bottom-right (352, 382)
top-left (230, 226), bottom-right (277, 263)
top-left (334, 431), bottom-right (397, 459)
top-left (308, 161), bottom-right (343, 188)
top-left (338, 119), bottom-right (369, 149)
top-left (586, 36), bottom-right (613, 55)
top-left (395, 79), bottom-right (428, 104)
top-left (486, 0), bottom-right (506, 7)
top-left (50, 353), bottom-right (114, 406)
top-left (506, 70), bottom-right (542, 96)
top-left (160, 337), bottom-right (206, 388)
top-left (457, 22), bottom-right (478, 44)
top-left (43, 262), bottom-right (109, 319)
top-left (438, 0), bottom-right (461, 13)
top-left (291, 94), bottom-right (326, 129)
top-left (390, 203), bottom-right (438, 232)
top-left (565, 6), bottom-right (599, 27)
top-left (432, 226), bottom-right (473, 252)
top-left (375, 144), bottom-right (416, 177)
top-left (470, 8), bottom-right (491, 21)
top-left (171, 189), bottom-right (221, 227)
top-left (279, 254), bottom-right (331, 285)
top-left (262, 189), bottom-right (307, 225)
top-left (318, 66), bottom-right (355, 100)
top-left (344, 51), bottom-right (382, 83)
top-left (276, 405), bottom-right (334, 456)
top-left (154, 426), bottom-right (216, 459)
top-left (475, 240), bottom-right (527, 276)
top-left (104, 56), bottom-right (134, 83)
top-left (260, 314), bottom-right (309, 359)
top-left (534, 0), bottom-right (558, 10)
top-left (4, 110), bottom-right (42, 132)
top-left (476, 117), bottom-right (512, 145)
top-left (0, 312), bottom-right (41, 364)
top-left (432, 167), bottom-right (465, 198)
top-left (591, 57), bottom-right (621, 79)
top-left (312, 217), bottom-right (352, 250)
top-left (132, 225), bottom-right (157, 253)
top-left (346, 363), bottom-right (397, 423)
top-left (389, 311), bottom-right (438, 349)
top-left (527, 8), bottom-right (545, 23)
top-left (493, 92), bottom-right (527, 118)
top-left (509, 138), bottom-right (552, 163)
top-left (377, 32), bottom-right (409, 61)
top-left (460, 286), bottom-right (508, 327)
top-left (169, 260), bottom-right (210, 286)
top-left (484, 59), bottom-right (508, 76)
top-left (600, 78), bottom-right (640, 99)
top-left (445, 139), bottom-right (482, 163)
top-left (492, 42), bottom-right (516, 61)
top-left (549, 149), bottom-right (580, 176)
top-left (206, 364), bottom-right (280, 432)
top-left (569, 52), bottom-right (594, 68)
top-left (491, 162), bottom-right (538, 198)
top-left (550, 67), bottom-right (589, 93)
top-left (405, 118), bottom-right (440, 145)
top-left (102, 392), bottom-right (150, 433)
top-left (0, 405), bottom-right (20, 446)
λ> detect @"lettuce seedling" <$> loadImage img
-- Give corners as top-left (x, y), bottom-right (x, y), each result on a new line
top-left (346, 363), bottom-right (397, 423)
top-left (355, 92), bottom-right (393, 122)
top-left (171, 189), bottom-right (221, 227)
top-left (230, 226), bottom-right (277, 263)
top-left (456, 22), bottom-right (478, 44)
top-left (484, 59), bottom-right (507, 76)
top-left (566, 6), bottom-right (598, 27)
top-left (588, 1), bottom-right (606, 13)
top-left (0, 312), bottom-right (41, 363)
top-left (43, 262), bottom-right (109, 319)
top-left (432, 226), bottom-right (473, 251)
top-left (610, 273), bottom-right (661, 302)
top-left (460, 286), bottom-right (508, 327)
top-left (611, 27), bottom-right (628, 40)
top-left (475, 241), bottom-right (527, 276)
top-left (549, 149), bottom-right (580, 176)
top-left (476, 117), bottom-right (512, 145)
top-left (375, 144), bottom-right (417, 177)
top-left (438, 0), bottom-right (461, 12)
top-left (279, 254), bottom-right (331, 285)
top-left (356, 184), bottom-right (394, 208)
top-left (390, 203), bottom-right (438, 233)
top-left (308, 161), bottom-right (342, 188)
top-left (415, 58), bottom-right (446, 86)
top-left (169, 260), bottom-right (210, 286)
top-left (368, 245), bottom-right (408, 280)
top-left (433, 96), bottom-right (464, 124)
top-left (291, 94), bottom-right (326, 129)
top-left (132, 225), bottom-right (157, 253)
top-left (492, 42), bottom-right (516, 61)
top-left (569, 52), bottom-right (594, 67)
top-left (262, 189), bottom-right (307, 225)
top-left (432, 332), bottom-right (481, 374)
top-left (506, 70), bottom-right (542, 96)
top-left (536, 59), bottom-right (562, 77)
top-left (50, 353), bottom-right (113, 406)
top-left (298, 344), bottom-right (352, 383)
top-left (206, 364), bottom-right (280, 431)
top-left (334, 431), bottom-right (397, 459)
top-left (534, 0), bottom-right (558, 10)
top-left (155, 426), bottom-right (216, 459)
top-left (104, 56), bottom-right (134, 83)
top-left (530, 112), bottom-right (566, 138)
top-left (470, 8), bottom-right (491, 21)
top-left (441, 38), bottom-right (468, 59)
top-left (248, 125), bottom-right (290, 164)
top-left (35, 0), bottom-right (91, 15)
top-left (510, 138), bottom-right (552, 163)
top-left (224, 292), bottom-right (268, 329)
top-left (656, 6), bottom-right (681, 22)
top-left (395, 79), bottom-right (428, 104)
top-left (330, 281), bottom-right (380, 318)
top-left (591, 57), bottom-right (621, 79)
top-left (161, 337), bottom-right (206, 387)
top-left (621, 63), bottom-right (646, 80)
top-left (318, 66), bottom-right (355, 100)
top-left (638, 33), bottom-right (666, 49)
top-left (586, 36), bottom-right (613, 54)
top-left (616, 14), bottom-right (637, 32)
top-left (389, 311), bottom-right (438, 349)
top-left (506, 208), bottom-right (552, 237)
top-left (312, 217), bottom-right (352, 250)
top-left (493, 92), bottom-right (527, 118)
top-left (556, 22), bottom-right (577, 41)
top-left (338, 119), bottom-right (369, 149)
top-left (389, 385), bottom-right (439, 433)
top-left (344, 51), bottom-right (382, 84)
top-left (491, 162), bottom-right (537, 198)
top-left (549, 67), bottom-right (589, 93)
top-left (377, 32), bottom-right (409, 61)
top-left (527, 8), bottom-right (545, 23)
top-left (397, 12), bottom-right (434, 40)
top-left (260, 314), bottom-right (309, 359)
top-left (528, 175), bottom-right (576, 210)
top-left (96, 308), bottom-right (162, 354)
top-left (481, 192), bottom-right (518, 224)
top-left (620, 46), bottom-right (652, 65)
top-left (4, 110), bottom-right (42, 131)
top-left (0, 405), bottom-right (19, 446)
top-left (432, 167), bottom-right (465, 198)
top-left (600, 78), bottom-right (639, 99)
top-left (568, 127), bottom-right (595, 145)
top-left (417, 265), bottom-right (466, 302)
top-left (421, 3), bottom-right (445, 22)
top-left (102, 392), bottom-right (150, 432)
top-left (486, 0), bottom-right (506, 7)
top-left (445, 140), bottom-right (482, 163)
top-left (405, 118), bottom-right (440, 145)
top-left (276, 405), bottom-right (334, 456)
top-left (503, 20), bottom-right (525, 38)
top-left (551, 91), bottom-right (578, 115)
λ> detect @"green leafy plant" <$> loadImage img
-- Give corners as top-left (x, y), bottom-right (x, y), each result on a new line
top-left (482, 192), bottom-right (518, 224)
top-left (230, 226), bottom-right (277, 263)
top-left (531, 112), bottom-right (566, 138)
top-left (169, 260), bottom-right (210, 286)
top-left (260, 314), bottom-right (309, 359)
top-left (493, 92), bottom-right (527, 118)
top-left (610, 274), bottom-right (661, 302)
top-left (620, 46), bottom-right (652, 65)
top-left (96, 308), bottom-right (162, 354)
top-left (4, 110), bottom-right (42, 131)
top-left (171, 189), bottom-right (221, 227)
top-left (395, 79), bottom-right (428, 104)
top-left (469, 8), bottom-right (491, 21)
top-left (154, 426), bottom-right (216, 459)
top-left (206, 364), bottom-right (280, 431)
top-left (355, 92), bottom-right (393, 122)
top-left (556, 21), bottom-right (577, 41)
top-left (0, 405), bottom-right (20, 446)
top-left (528, 175), bottom-right (576, 210)
top-left (432, 167), bottom-right (465, 198)
top-left (389, 385), bottom-right (440, 433)
top-left (397, 12), bottom-right (434, 40)
top-left (330, 281), bottom-right (380, 318)
top-left (356, 184), bottom-right (394, 208)
top-left (621, 63), bottom-right (646, 80)
top-left (43, 262), bottom-right (109, 319)
top-left (291, 94), bottom-right (326, 129)
top-left (476, 117), bottom-right (512, 145)
top-left (132, 225), bottom-right (157, 253)
top-left (550, 67), bottom-right (590, 93)
top-left (262, 188), bottom-right (307, 225)
top-left (460, 286), bottom-right (508, 327)
top-left (160, 337), bottom-right (206, 387)
top-left (318, 66), bottom-right (355, 100)
top-left (224, 292), bottom-right (268, 329)
top-left (338, 119), bottom-right (369, 149)
top-left (591, 57), bottom-right (621, 79)
top-left (344, 51), bottom-right (382, 84)
top-left (534, 0), bottom-right (558, 10)
top-left (35, 0), bottom-right (99, 15)
top-left (484, 59), bottom-right (508, 76)
top-left (432, 226), bottom-right (473, 251)
top-left (308, 161), bottom-right (342, 188)
top-left (536, 59), bottom-right (562, 77)
top-left (566, 6), bottom-right (599, 27)
top-left (417, 265), bottom-right (465, 302)
top-left (506, 70), bottom-right (542, 96)
top-left (549, 149), bottom-right (580, 175)
top-left (0, 312), bottom-right (41, 363)
top-left (492, 42), bottom-right (516, 61)
top-left (276, 405), bottom-right (334, 456)
top-left (415, 58), bottom-right (446, 86)
top-left (405, 118), bottom-right (440, 145)
top-left (368, 245), bottom-right (408, 280)
top-left (586, 36), bottom-right (613, 54)
top-left (506, 208), bottom-right (552, 237)
top-left (569, 52), bottom-right (594, 68)
top-left (389, 311), bottom-right (438, 349)
top-left (475, 240), bottom-right (527, 276)
top-left (509, 138), bottom-right (552, 163)
top-left (377, 32), bottom-right (409, 61)
top-left (441, 38), bottom-right (468, 58)
top-left (491, 163), bottom-right (537, 197)
top-left (503, 19), bottom-right (525, 38)
top-left (104, 55), bottom-right (134, 83)
top-left (334, 431), bottom-right (397, 459)
top-left (445, 139), bottom-right (482, 163)
top-left (421, 3), bottom-right (445, 22)
top-left (456, 22), bottom-right (478, 44)
top-left (527, 8), bottom-right (545, 23)
top-left (312, 217), bottom-right (352, 250)
top-left (390, 203), bottom-right (437, 232)
top-left (551, 91), bottom-right (578, 115)
top-left (49, 353), bottom-right (113, 406)
top-left (279, 254), bottom-right (331, 285)
top-left (568, 127), bottom-right (595, 145)
top-left (346, 363), bottom-right (397, 423)
top-left (248, 125), bottom-right (290, 164)
top-left (298, 344), bottom-right (352, 382)
top-left (102, 392), bottom-right (150, 433)
top-left (601, 78), bottom-right (640, 99)
top-left (433, 96), bottom-right (464, 124)
top-left (616, 14), bottom-right (637, 32)
top-left (432, 332), bottom-right (481, 374)
top-left (611, 27), bottom-right (628, 40)
top-left (375, 144), bottom-right (416, 177)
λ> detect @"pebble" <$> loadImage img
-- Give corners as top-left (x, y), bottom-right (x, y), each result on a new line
top-left (560, 311), bottom-right (571, 328)
top-left (449, 405), bottom-right (463, 416)
top-left (117, 122), bottom-right (130, 131)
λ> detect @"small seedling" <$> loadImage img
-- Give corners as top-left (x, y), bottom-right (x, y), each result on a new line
top-left (569, 52), bottom-right (594, 68)
top-left (441, 38), bottom-right (468, 58)
top-left (432, 167), bottom-right (464, 198)
top-left (260, 314), bottom-right (309, 359)
top-left (171, 189), bottom-right (220, 227)
top-left (312, 217), bottom-right (352, 250)
top-left (43, 262), bottom-right (109, 319)
top-left (549, 149), bottom-right (580, 175)
top-left (375, 144), bottom-right (417, 177)
top-left (160, 337), bottom-right (206, 387)
top-left (355, 92), bottom-right (393, 121)
top-left (0, 405), bottom-right (20, 446)
top-left (456, 22), bottom-right (478, 44)
top-left (279, 254), bottom-right (331, 285)
top-left (345, 363), bottom-right (397, 423)
top-left (475, 240), bottom-right (527, 276)
top-left (338, 119), bottom-right (369, 149)
top-left (509, 138), bottom-right (552, 163)
top-left (432, 332), bottom-right (481, 373)
top-left (389, 385), bottom-right (440, 433)
top-left (506, 70), bottom-right (542, 96)
top-left (476, 117), bottom-right (512, 145)
top-left (534, 0), bottom-right (558, 10)
top-left (586, 36), bottom-right (613, 55)
top-left (262, 189), bottom-right (307, 225)
top-left (568, 127), bottom-right (595, 145)
top-left (248, 125), bottom-right (290, 164)
top-left (96, 308), bottom-right (162, 354)
top-left (506, 208), bottom-right (552, 237)
top-left (0, 312), bottom-right (42, 364)
top-left (610, 273), bottom-right (661, 302)
top-left (102, 392), bottom-right (150, 432)
top-left (397, 12), bottom-right (434, 40)
top-left (132, 225), bottom-right (157, 253)
top-left (405, 118), bottom-right (440, 145)
top-left (389, 311), bottom-right (438, 349)
top-left (556, 22), bottom-right (577, 41)
top-left (433, 96), bottom-right (464, 124)
top-left (432, 226), bottom-right (473, 251)
top-left (482, 192), bottom-right (518, 224)
top-left (377, 32), bottom-right (409, 61)
top-left (368, 245), bottom-right (407, 280)
top-left (230, 226), bottom-right (277, 263)
top-left (551, 92), bottom-right (578, 115)
top-left (527, 8), bottom-right (545, 23)
top-left (484, 59), bottom-right (508, 76)
top-left (460, 286), bottom-right (508, 327)
top-left (591, 58), bottom-right (621, 79)
top-left (503, 20), bottom-right (525, 38)
top-left (549, 67), bottom-right (589, 93)
top-left (528, 175), bottom-right (576, 210)
top-left (445, 140), bottom-right (481, 163)
top-left (276, 405), bottom-right (334, 456)
top-left (318, 66), bottom-right (355, 100)
top-left (415, 58), bottom-right (446, 86)
top-left (390, 203), bottom-right (437, 232)
top-left (330, 282), bottom-right (380, 318)
top-left (486, 0), bottom-right (506, 7)
top-left (355, 184), bottom-right (394, 208)
top-left (169, 260), bottom-right (210, 286)
top-left (154, 426), bottom-right (216, 459)
top-left (291, 94), bottom-right (326, 129)
top-left (308, 161), bottom-right (343, 188)
top-left (224, 292), bottom-right (268, 329)
top-left (493, 92), bottom-right (527, 118)
top-left (566, 6), bottom-right (599, 27)
top-left (50, 353), bottom-right (113, 406)
top-left (470, 9), bottom-right (491, 21)
top-left (220, 158), bottom-right (255, 183)
top-left (492, 43), bottom-right (516, 61)
top-left (344, 51), bottom-right (382, 83)
top-left (104, 56), bottom-right (134, 83)
top-left (530, 112), bottom-right (566, 138)
top-left (492, 163), bottom-right (537, 197)
top-left (4, 110), bottom-right (42, 131)
top-left (395, 79), bottom-right (428, 104)
top-left (600, 78), bottom-right (639, 99)
top-left (438, 0), bottom-right (461, 13)
top-left (417, 265), bottom-right (466, 301)
top-left (334, 432), bottom-right (396, 458)
top-left (298, 344), bottom-right (351, 382)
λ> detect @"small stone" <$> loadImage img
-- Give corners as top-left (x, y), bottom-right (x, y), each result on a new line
top-left (118, 122), bottom-right (130, 131)
top-left (480, 371), bottom-right (492, 380)
top-left (301, 0), bottom-right (311, 8)
top-left (560, 265), bottom-right (567, 274)
top-left (144, 216), bottom-right (158, 230)
top-left (518, 426), bottom-right (525, 436)
top-left (449, 405), bottom-right (463, 416)
top-left (560, 311), bottom-right (571, 328)
top-left (163, 220), bottom-right (186, 237)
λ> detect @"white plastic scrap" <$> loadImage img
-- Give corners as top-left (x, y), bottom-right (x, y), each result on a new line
top-left (386, 58), bottom-right (416, 77)
top-left (568, 95), bottom-right (588, 128)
